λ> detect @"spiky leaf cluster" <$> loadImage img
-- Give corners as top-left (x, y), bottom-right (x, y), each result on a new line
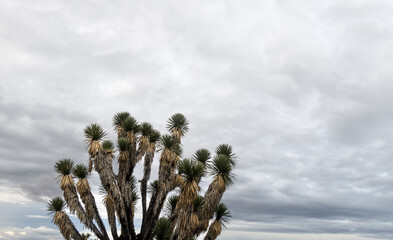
top-left (48, 112), bottom-right (236, 240)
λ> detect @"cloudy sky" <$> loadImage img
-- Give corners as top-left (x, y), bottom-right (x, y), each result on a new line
top-left (1, 0), bottom-right (393, 239)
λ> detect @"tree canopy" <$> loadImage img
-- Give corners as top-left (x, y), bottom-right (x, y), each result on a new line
top-left (48, 113), bottom-right (236, 240)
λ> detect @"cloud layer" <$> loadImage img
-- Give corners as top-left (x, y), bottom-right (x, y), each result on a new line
top-left (1, 0), bottom-right (393, 239)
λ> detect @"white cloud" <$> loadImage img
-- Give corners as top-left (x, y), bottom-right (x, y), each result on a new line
top-left (1, 0), bottom-right (393, 239)
top-left (0, 226), bottom-right (60, 240)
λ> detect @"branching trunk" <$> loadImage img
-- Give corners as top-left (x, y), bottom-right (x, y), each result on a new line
top-left (104, 193), bottom-right (119, 240)
top-left (141, 150), bottom-right (154, 219)
top-left (141, 156), bottom-right (178, 240)
top-left (95, 152), bottom-right (130, 239)
top-left (194, 178), bottom-right (225, 236)
top-left (63, 185), bottom-right (103, 239)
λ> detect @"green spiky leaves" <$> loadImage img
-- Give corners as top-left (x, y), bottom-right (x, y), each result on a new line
top-left (47, 196), bottom-right (66, 213)
top-left (152, 217), bottom-right (171, 240)
top-left (102, 140), bottom-right (114, 151)
top-left (84, 123), bottom-right (107, 141)
top-left (148, 129), bottom-right (161, 143)
top-left (178, 159), bottom-right (205, 182)
top-left (165, 195), bottom-right (179, 214)
top-left (84, 124), bottom-right (106, 160)
top-left (215, 203), bottom-right (231, 227)
top-left (209, 155), bottom-right (235, 187)
top-left (55, 158), bottom-right (74, 175)
top-left (193, 149), bottom-right (211, 166)
top-left (194, 195), bottom-right (205, 213)
top-left (113, 112), bottom-right (130, 130)
top-left (148, 180), bottom-right (159, 195)
top-left (167, 113), bottom-right (189, 141)
top-left (117, 138), bottom-right (130, 151)
top-left (122, 116), bottom-right (140, 134)
top-left (72, 164), bottom-right (89, 179)
top-left (158, 134), bottom-right (183, 160)
top-left (216, 144), bottom-right (236, 167)
top-left (140, 122), bottom-right (153, 137)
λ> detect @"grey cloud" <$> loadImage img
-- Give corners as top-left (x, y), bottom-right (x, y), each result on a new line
top-left (2, 1), bottom-right (393, 240)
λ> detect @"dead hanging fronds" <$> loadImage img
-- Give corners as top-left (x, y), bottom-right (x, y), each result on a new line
top-left (190, 213), bottom-right (200, 229)
top-left (49, 113), bottom-right (236, 240)
top-left (84, 124), bottom-right (106, 162)
top-left (76, 179), bottom-right (91, 194)
top-left (59, 175), bottom-right (74, 190)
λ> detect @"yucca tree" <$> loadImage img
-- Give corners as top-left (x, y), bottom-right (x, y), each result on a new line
top-left (137, 122), bottom-right (154, 161)
top-left (113, 111), bottom-right (131, 138)
top-left (48, 197), bottom-right (82, 240)
top-left (166, 195), bottom-right (179, 221)
top-left (191, 195), bottom-right (205, 231)
top-left (195, 154), bottom-right (235, 236)
top-left (72, 164), bottom-right (109, 240)
top-left (140, 134), bottom-right (182, 240)
top-left (54, 159), bottom-right (104, 239)
top-left (152, 217), bottom-right (171, 240)
top-left (49, 113), bottom-right (236, 240)
top-left (141, 129), bottom-right (160, 219)
top-left (84, 124), bottom-right (107, 172)
top-left (118, 116), bottom-right (140, 240)
top-left (166, 113), bottom-right (189, 143)
top-left (215, 144), bottom-right (236, 167)
top-left (117, 137), bottom-right (130, 184)
top-left (100, 185), bottom-right (118, 240)
top-left (84, 125), bottom-right (130, 239)
top-left (192, 149), bottom-right (211, 183)
top-left (204, 203), bottom-right (231, 240)
top-left (171, 159), bottom-right (204, 240)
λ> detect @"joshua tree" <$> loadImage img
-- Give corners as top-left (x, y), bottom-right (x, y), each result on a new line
top-left (48, 113), bottom-right (236, 240)
top-left (204, 203), bottom-right (231, 240)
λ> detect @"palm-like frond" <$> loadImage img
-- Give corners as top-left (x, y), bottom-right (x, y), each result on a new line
top-left (117, 138), bottom-right (130, 163)
top-left (152, 217), bottom-right (171, 240)
top-left (215, 144), bottom-right (236, 167)
top-left (84, 124), bottom-right (106, 165)
top-left (178, 159), bottom-right (205, 183)
top-left (117, 138), bottom-right (129, 151)
top-left (157, 134), bottom-right (182, 161)
top-left (140, 122), bottom-right (154, 136)
top-left (165, 195), bottom-right (179, 215)
top-left (102, 140), bottom-right (114, 152)
top-left (166, 113), bottom-right (189, 141)
top-left (140, 122), bottom-right (154, 149)
top-left (193, 149), bottom-right (211, 166)
top-left (214, 203), bottom-right (231, 227)
top-left (55, 158), bottom-right (74, 175)
top-left (193, 195), bottom-right (205, 213)
top-left (47, 196), bottom-right (66, 213)
top-left (209, 155), bottom-right (235, 187)
top-left (146, 129), bottom-right (161, 155)
top-left (148, 180), bottom-right (159, 195)
top-left (149, 129), bottom-right (161, 143)
top-left (84, 123), bottom-right (107, 141)
top-left (72, 164), bottom-right (89, 179)
top-left (138, 122), bottom-right (154, 160)
top-left (113, 112), bottom-right (130, 133)
top-left (122, 116), bottom-right (140, 134)
top-left (47, 197), bottom-right (81, 240)
top-left (55, 159), bottom-right (74, 189)
top-left (73, 164), bottom-right (90, 194)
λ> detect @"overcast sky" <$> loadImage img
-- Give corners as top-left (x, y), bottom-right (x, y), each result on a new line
top-left (1, 0), bottom-right (393, 239)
